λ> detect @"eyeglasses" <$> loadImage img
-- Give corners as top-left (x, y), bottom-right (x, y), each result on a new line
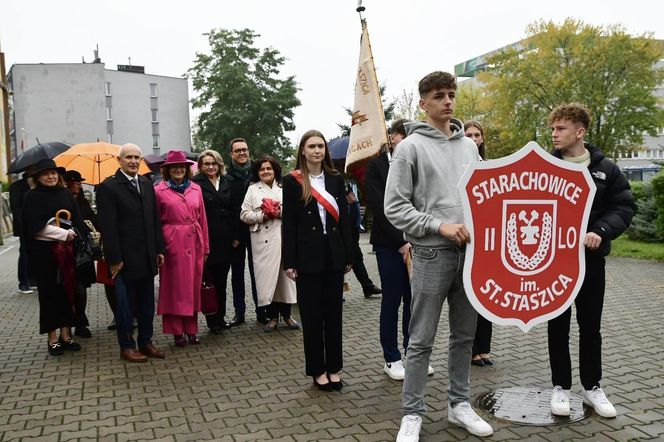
top-left (202, 162), bottom-right (219, 167)
top-left (233, 148), bottom-right (249, 154)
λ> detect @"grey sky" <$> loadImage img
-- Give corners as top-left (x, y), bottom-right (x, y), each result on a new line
top-left (3, 0), bottom-right (662, 147)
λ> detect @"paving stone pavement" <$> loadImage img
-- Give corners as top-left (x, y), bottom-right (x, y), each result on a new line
top-left (0, 234), bottom-right (662, 441)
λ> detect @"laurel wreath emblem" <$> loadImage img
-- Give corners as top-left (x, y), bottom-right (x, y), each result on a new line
top-left (506, 212), bottom-right (553, 270)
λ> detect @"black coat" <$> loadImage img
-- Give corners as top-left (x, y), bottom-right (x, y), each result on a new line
top-left (365, 151), bottom-right (407, 249)
top-left (23, 185), bottom-right (87, 247)
top-left (553, 144), bottom-right (634, 258)
top-left (226, 163), bottom-right (251, 245)
top-left (282, 171), bottom-right (353, 273)
top-left (9, 177), bottom-right (30, 237)
top-left (96, 169), bottom-right (165, 279)
top-left (192, 174), bottom-right (235, 265)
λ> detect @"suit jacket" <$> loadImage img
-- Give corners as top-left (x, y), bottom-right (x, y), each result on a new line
top-left (282, 171), bottom-right (353, 273)
top-left (365, 151), bottom-right (407, 249)
top-left (192, 174), bottom-right (235, 265)
top-left (9, 177), bottom-right (30, 237)
top-left (226, 163), bottom-right (251, 246)
top-left (96, 169), bottom-right (165, 279)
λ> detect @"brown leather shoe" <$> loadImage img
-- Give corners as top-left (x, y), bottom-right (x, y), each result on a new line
top-left (121, 348), bottom-right (148, 363)
top-left (139, 344), bottom-right (165, 359)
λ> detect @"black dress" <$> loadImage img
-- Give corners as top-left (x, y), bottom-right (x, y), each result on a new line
top-left (23, 185), bottom-right (86, 334)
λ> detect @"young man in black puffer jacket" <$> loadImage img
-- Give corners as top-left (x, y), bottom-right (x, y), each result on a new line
top-left (547, 103), bottom-right (634, 419)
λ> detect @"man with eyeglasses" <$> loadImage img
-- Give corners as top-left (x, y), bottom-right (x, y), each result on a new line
top-left (226, 138), bottom-right (267, 326)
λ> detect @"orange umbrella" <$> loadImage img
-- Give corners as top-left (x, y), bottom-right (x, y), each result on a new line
top-left (54, 142), bottom-right (151, 184)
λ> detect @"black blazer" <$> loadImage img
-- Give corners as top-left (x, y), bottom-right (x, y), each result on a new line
top-left (192, 174), bottom-right (235, 265)
top-left (9, 177), bottom-right (29, 237)
top-left (96, 169), bottom-right (165, 279)
top-left (282, 171), bottom-right (353, 273)
top-left (365, 152), bottom-right (407, 249)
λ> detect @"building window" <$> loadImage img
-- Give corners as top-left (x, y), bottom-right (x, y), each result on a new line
top-left (152, 123), bottom-right (160, 135)
top-left (153, 135), bottom-right (159, 148)
top-left (150, 97), bottom-right (158, 109)
top-left (150, 83), bottom-right (157, 97)
top-left (105, 82), bottom-right (111, 96)
top-left (151, 109), bottom-right (158, 122)
top-left (105, 96), bottom-right (112, 107)
top-left (107, 133), bottom-right (113, 143)
top-left (106, 107), bottom-right (112, 121)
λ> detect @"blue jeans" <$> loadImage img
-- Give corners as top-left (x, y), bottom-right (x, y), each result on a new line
top-left (402, 246), bottom-right (477, 415)
top-left (114, 274), bottom-right (155, 350)
top-left (374, 245), bottom-right (411, 363)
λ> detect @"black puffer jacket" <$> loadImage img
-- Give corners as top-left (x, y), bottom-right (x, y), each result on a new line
top-left (553, 144), bottom-right (634, 258)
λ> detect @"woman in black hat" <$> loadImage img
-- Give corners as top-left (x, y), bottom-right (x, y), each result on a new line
top-left (23, 159), bottom-right (86, 356)
top-left (64, 170), bottom-right (96, 339)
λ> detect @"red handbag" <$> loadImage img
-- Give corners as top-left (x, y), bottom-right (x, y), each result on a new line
top-left (96, 259), bottom-right (115, 286)
top-left (200, 278), bottom-right (218, 315)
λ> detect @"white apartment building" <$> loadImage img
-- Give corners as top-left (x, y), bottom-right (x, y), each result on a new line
top-left (8, 62), bottom-right (190, 157)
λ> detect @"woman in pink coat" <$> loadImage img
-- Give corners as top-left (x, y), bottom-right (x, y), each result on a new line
top-left (155, 150), bottom-right (210, 347)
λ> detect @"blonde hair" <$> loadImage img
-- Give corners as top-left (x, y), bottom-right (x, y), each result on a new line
top-left (196, 149), bottom-right (226, 176)
top-left (294, 130), bottom-right (338, 203)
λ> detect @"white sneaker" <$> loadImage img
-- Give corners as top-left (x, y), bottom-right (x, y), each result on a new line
top-left (427, 365), bottom-right (434, 376)
top-left (396, 415), bottom-right (422, 442)
top-left (582, 386), bottom-right (617, 418)
top-left (448, 402), bottom-right (493, 437)
top-left (550, 386), bottom-right (571, 416)
top-left (384, 360), bottom-right (405, 380)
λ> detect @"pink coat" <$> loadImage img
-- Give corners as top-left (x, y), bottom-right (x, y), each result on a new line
top-left (155, 181), bottom-right (209, 316)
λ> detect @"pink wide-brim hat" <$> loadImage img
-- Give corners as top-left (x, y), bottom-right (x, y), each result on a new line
top-left (162, 150), bottom-right (195, 166)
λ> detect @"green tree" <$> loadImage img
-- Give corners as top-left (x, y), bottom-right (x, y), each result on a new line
top-left (455, 82), bottom-right (485, 123)
top-left (479, 19), bottom-right (664, 159)
top-left (188, 29), bottom-right (300, 163)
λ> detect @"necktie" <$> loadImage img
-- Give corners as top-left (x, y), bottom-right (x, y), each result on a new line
top-left (132, 177), bottom-right (141, 195)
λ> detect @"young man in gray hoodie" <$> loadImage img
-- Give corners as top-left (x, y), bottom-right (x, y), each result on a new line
top-left (385, 71), bottom-right (493, 440)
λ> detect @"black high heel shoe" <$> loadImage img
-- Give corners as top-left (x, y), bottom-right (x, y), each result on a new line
top-left (327, 374), bottom-right (343, 391)
top-left (313, 377), bottom-right (333, 392)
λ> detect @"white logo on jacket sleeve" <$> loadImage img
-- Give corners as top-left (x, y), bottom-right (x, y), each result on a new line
top-left (592, 171), bottom-right (606, 180)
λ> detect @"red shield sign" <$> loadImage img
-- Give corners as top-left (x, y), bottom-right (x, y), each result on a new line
top-left (459, 142), bottom-right (596, 332)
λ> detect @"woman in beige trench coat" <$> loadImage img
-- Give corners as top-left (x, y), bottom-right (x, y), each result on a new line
top-left (240, 155), bottom-right (300, 332)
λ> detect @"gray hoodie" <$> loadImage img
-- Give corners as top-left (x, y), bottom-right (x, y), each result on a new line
top-left (384, 119), bottom-right (481, 248)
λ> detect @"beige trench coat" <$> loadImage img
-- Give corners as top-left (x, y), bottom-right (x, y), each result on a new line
top-left (240, 180), bottom-right (296, 306)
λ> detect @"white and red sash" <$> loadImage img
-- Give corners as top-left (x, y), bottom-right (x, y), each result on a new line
top-left (291, 170), bottom-right (339, 223)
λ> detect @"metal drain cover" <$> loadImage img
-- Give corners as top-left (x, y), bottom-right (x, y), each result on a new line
top-left (475, 387), bottom-right (590, 425)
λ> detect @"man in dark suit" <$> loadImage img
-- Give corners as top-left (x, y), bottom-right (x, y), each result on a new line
top-left (366, 119), bottom-right (427, 381)
top-left (97, 143), bottom-right (166, 363)
top-left (226, 138), bottom-right (266, 325)
top-left (9, 169), bottom-right (34, 294)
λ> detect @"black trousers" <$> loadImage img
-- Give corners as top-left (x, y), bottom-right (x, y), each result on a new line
top-left (204, 260), bottom-right (231, 329)
top-left (296, 240), bottom-right (344, 376)
top-left (548, 257), bottom-right (605, 390)
top-left (73, 283), bottom-right (90, 328)
top-left (350, 226), bottom-right (374, 290)
top-left (266, 302), bottom-right (292, 320)
top-left (472, 316), bottom-right (492, 356)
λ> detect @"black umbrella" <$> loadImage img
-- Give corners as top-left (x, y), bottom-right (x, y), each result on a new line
top-left (159, 150), bottom-right (199, 161)
top-left (8, 141), bottom-right (72, 174)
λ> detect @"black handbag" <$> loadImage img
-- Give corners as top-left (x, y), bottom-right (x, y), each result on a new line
top-left (83, 220), bottom-right (103, 260)
top-left (72, 227), bottom-right (97, 287)
top-left (55, 213), bottom-right (97, 287)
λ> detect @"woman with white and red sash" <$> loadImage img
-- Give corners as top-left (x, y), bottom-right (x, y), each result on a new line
top-left (282, 130), bottom-right (353, 392)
